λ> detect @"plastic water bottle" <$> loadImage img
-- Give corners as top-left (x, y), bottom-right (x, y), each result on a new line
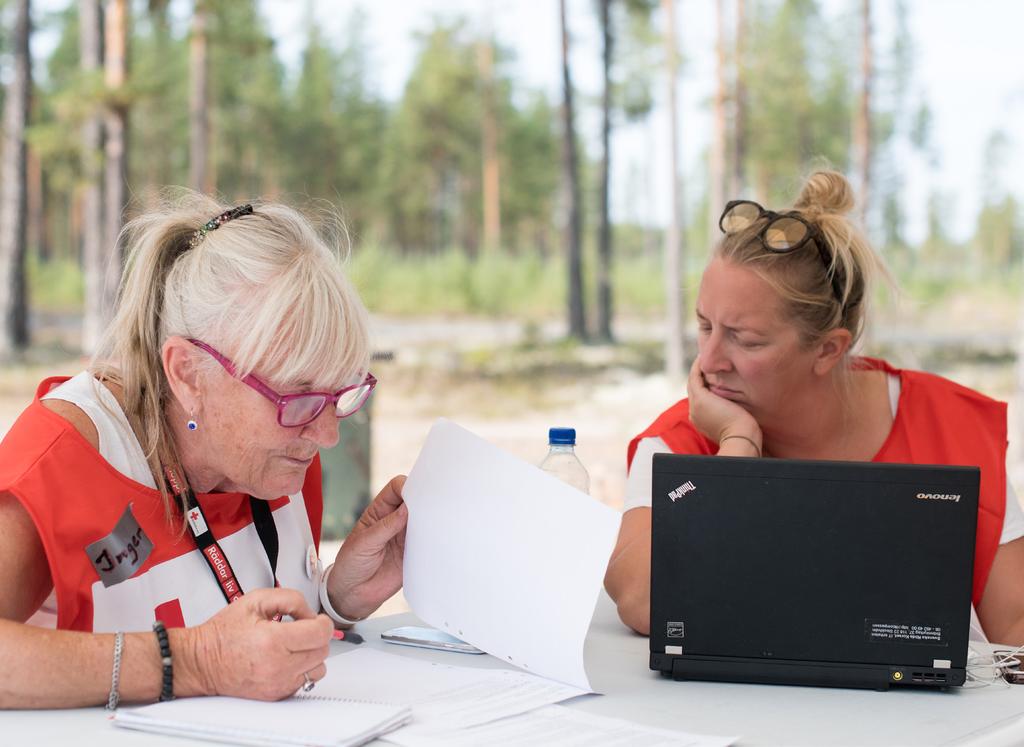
top-left (540, 427), bottom-right (590, 494)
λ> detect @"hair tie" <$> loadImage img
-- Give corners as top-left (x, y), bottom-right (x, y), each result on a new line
top-left (188, 204), bottom-right (254, 249)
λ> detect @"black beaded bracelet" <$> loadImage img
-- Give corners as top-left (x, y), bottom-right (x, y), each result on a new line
top-left (152, 620), bottom-right (174, 702)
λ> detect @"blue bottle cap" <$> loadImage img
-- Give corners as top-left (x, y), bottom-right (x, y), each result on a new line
top-left (548, 427), bottom-right (577, 445)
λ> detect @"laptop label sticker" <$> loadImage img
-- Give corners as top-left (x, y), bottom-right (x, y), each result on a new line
top-left (865, 619), bottom-right (948, 647)
top-left (667, 621), bottom-right (685, 638)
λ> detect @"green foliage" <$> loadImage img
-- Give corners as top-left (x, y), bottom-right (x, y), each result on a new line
top-left (972, 128), bottom-right (1023, 270)
top-left (349, 243), bottom-right (561, 317)
top-left (347, 241), bottom-right (687, 318)
top-left (973, 197), bottom-right (1023, 270)
top-left (918, 191), bottom-right (961, 268)
top-left (612, 251), bottom-right (666, 314)
top-left (288, 10), bottom-right (388, 240)
top-left (898, 270), bottom-right (1019, 312)
top-left (26, 5), bottom-right (102, 264)
top-left (28, 6), bottom-right (86, 194)
top-left (499, 92), bottom-right (559, 253)
top-left (130, 5), bottom-right (189, 191)
top-left (26, 254), bottom-right (83, 312)
top-left (378, 20), bottom-right (486, 253)
top-left (377, 19), bottom-right (559, 254)
top-left (208, 0), bottom-right (289, 198)
top-left (910, 103), bottom-right (933, 154)
top-left (743, 0), bottom-right (853, 202)
top-left (13, 0), bottom-right (1019, 338)
top-left (611, 0), bottom-right (659, 123)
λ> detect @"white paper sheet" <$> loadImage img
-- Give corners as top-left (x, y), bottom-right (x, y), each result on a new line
top-left (401, 419), bottom-right (621, 691)
top-left (383, 705), bottom-right (739, 747)
top-left (113, 694), bottom-right (411, 747)
top-left (315, 648), bottom-right (588, 733)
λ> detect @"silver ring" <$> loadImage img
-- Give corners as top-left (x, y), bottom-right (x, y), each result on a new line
top-left (301, 672), bottom-right (315, 692)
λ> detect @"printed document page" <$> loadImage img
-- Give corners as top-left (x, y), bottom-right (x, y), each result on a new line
top-left (401, 418), bottom-right (621, 691)
top-left (316, 648), bottom-right (588, 733)
top-left (383, 705), bottom-right (739, 747)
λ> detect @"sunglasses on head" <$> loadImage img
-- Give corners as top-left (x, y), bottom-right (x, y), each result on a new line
top-left (718, 199), bottom-right (843, 304)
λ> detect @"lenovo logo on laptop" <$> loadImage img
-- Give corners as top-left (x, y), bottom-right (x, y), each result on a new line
top-left (917, 492), bottom-right (961, 503)
top-left (668, 481), bottom-right (696, 502)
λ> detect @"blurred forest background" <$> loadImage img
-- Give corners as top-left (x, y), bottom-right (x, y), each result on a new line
top-left (0, 0), bottom-right (1022, 525)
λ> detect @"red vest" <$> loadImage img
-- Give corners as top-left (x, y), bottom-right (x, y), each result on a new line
top-left (628, 359), bottom-right (1007, 608)
top-left (0, 377), bottom-right (324, 632)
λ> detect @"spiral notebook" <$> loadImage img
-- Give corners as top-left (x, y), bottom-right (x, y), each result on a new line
top-left (112, 692), bottom-right (412, 747)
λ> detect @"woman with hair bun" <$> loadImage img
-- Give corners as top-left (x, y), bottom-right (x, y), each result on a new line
top-left (604, 171), bottom-right (1024, 644)
top-left (0, 194), bottom-right (407, 707)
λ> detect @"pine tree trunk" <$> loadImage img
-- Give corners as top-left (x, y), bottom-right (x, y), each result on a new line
top-left (855, 0), bottom-right (872, 225)
top-left (709, 0), bottom-right (727, 241)
top-left (560, 0), bottom-right (587, 340)
top-left (81, 0), bottom-right (106, 354)
top-left (27, 148), bottom-right (46, 262)
top-left (596, 0), bottom-right (614, 342)
top-left (478, 38), bottom-right (501, 254)
top-left (0, 0), bottom-right (32, 359)
top-left (190, 0), bottom-right (210, 192)
top-left (662, 0), bottom-right (685, 383)
top-left (103, 0), bottom-right (129, 315)
top-left (730, 0), bottom-right (746, 196)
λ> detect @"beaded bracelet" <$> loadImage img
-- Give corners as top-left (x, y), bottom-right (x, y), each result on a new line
top-left (105, 631), bottom-right (125, 711)
top-left (152, 620), bottom-right (174, 702)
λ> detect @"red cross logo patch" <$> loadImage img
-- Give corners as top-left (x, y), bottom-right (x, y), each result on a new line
top-left (186, 506), bottom-right (208, 536)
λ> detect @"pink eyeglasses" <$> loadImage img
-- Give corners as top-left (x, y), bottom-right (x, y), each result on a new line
top-left (188, 339), bottom-right (376, 428)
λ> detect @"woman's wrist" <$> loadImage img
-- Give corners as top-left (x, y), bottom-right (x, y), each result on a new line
top-left (718, 427), bottom-right (763, 457)
top-left (166, 626), bottom-right (212, 698)
top-left (319, 563), bottom-right (366, 627)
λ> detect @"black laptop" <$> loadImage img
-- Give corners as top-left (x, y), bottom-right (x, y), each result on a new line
top-left (649, 454), bottom-right (979, 690)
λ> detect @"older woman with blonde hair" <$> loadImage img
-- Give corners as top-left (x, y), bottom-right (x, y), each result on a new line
top-left (605, 171), bottom-right (1024, 645)
top-left (0, 195), bottom-right (406, 708)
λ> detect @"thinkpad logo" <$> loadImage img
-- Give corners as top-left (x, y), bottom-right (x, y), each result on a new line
top-left (668, 480), bottom-right (696, 502)
top-left (916, 492), bottom-right (960, 503)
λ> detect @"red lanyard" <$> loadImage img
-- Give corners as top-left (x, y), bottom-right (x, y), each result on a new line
top-left (164, 466), bottom-right (280, 607)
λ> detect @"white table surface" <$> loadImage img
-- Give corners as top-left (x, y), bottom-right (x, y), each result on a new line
top-left (4, 593), bottom-right (1024, 747)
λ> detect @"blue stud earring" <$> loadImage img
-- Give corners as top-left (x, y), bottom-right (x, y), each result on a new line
top-left (187, 411), bottom-right (198, 431)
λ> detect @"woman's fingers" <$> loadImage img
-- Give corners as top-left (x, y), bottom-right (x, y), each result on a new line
top-left (276, 614), bottom-right (334, 653)
top-left (194, 588), bottom-right (337, 701)
top-left (293, 648), bottom-right (330, 681)
top-left (325, 474), bottom-right (410, 626)
top-left (688, 356), bottom-right (711, 397)
top-left (379, 475), bottom-right (407, 509)
top-left (293, 661), bottom-right (328, 695)
top-left (285, 642), bottom-right (331, 695)
top-left (358, 475), bottom-right (407, 525)
top-left (688, 355), bottom-right (703, 384)
top-left (248, 587), bottom-right (318, 621)
top-left (356, 502), bottom-right (409, 552)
